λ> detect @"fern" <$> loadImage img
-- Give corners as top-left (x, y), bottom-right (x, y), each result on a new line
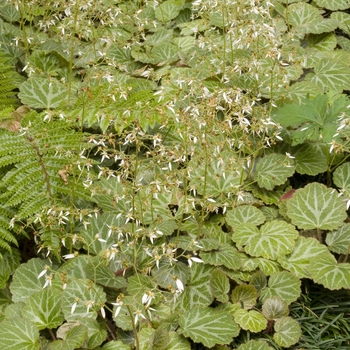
top-left (0, 50), bottom-right (23, 111)
top-left (0, 113), bottom-right (93, 224)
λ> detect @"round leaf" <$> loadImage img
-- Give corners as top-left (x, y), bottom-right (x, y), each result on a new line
top-left (254, 154), bottom-right (295, 190)
top-left (234, 309), bottom-right (267, 333)
top-left (286, 183), bottom-right (346, 230)
top-left (262, 296), bottom-right (289, 321)
top-left (333, 162), bottom-right (350, 192)
top-left (226, 205), bottom-right (265, 227)
top-left (260, 271), bottom-right (301, 305)
top-left (278, 236), bottom-right (329, 278)
top-left (0, 317), bottom-right (40, 350)
top-left (326, 223), bottom-right (350, 254)
top-left (237, 340), bottom-right (274, 350)
top-left (210, 269), bottom-right (230, 303)
top-left (18, 77), bottom-right (67, 109)
top-left (309, 254), bottom-right (350, 290)
top-left (273, 316), bottom-right (301, 347)
top-left (231, 284), bottom-right (258, 310)
top-left (22, 288), bottom-right (64, 330)
top-left (179, 306), bottom-right (239, 348)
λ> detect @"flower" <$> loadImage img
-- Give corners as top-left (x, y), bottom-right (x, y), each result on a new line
top-left (111, 298), bottom-right (123, 318)
top-left (43, 275), bottom-right (52, 289)
top-left (134, 309), bottom-right (146, 324)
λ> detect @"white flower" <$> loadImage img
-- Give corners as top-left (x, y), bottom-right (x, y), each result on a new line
top-left (175, 278), bottom-right (184, 293)
top-left (86, 300), bottom-right (94, 313)
top-left (188, 256), bottom-right (204, 268)
top-left (38, 265), bottom-right (51, 279)
top-left (43, 275), bottom-right (52, 289)
top-left (134, 309), bottom-right (146, 324)
top-left (111, 298), bottom-right (123, 318)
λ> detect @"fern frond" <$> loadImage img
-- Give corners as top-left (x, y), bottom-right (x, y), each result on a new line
top-left (0, 50), bottom-right (22, 110)
top-left (0, 116), bottom-right (93, 222)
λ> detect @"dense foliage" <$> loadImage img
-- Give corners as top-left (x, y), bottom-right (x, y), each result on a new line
top-left (1, 0), bottom-right (350, 349)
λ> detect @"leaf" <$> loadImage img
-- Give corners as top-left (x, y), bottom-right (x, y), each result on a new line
top-left (101, 341), bottom-right (131, 350)
top-left (260, 271), bottom-right (301, 305)
top-left (18, 77), bottom-right (67, 109)
top-left (293, 143), bottom-right (328, 176)
top-left (333, 162), bottom-right (350, 192)
top-left (326, 223), bottom-right (350, 254)
top-left (237, 340), bottom-right (274, 350)
top-left (306, 59), bottom-right (350, 93)
top-left (22, 288), bottom-right (64, 330)
top-left (61, 279), bottom-right (107, 321)
top-left (316, 0), bottom-right (350, 11)
top-left (262, 296), bottom-right (289, 321)
top-left (249, 271), bottom-right (267, 295)
top-left (200, 244), bottom-right (242, 269)
top-left (332, 11), bottom-right (350, 36)
top-left (165, 332), bottom-right (191, 350)
top-left (233, 309), bottom-right (267, 333)
top-left (210, 269), bottom-right (230, 303)
top-left (272, 94), bottom-right (341, 145)
top-left (254, 154), bottom-right (295, 190)
top-left (231, 284), bottom-right (257, 310)
top-left (178, 306), bottom-right (239, 348)
top-left (286, 3), bottom-right (323, 37)
top-left (273, 316), bottom-right (302, 347)
top-left (278, 236), bottom-right (329, 278)
top-left (286, 183), bottom-right (346, 230)
top-left (309, 253), bottom-right (350, 290)
top-left (0, 317), bottom-right (40, 350)
top-left (51, 324), bottom-right (88, 350)
top-left (10, 258), bottom-right (50, 303)
top-left (305, 33), bottom-right (337, 52)
top-left (155, 0), bottom-right (183, 22)
top-left (176, 263), bottom-right (214, 310)
top-left (226, 205), bottom-right (265, 227)
top-left (233, 220), bottom-right (298, 260)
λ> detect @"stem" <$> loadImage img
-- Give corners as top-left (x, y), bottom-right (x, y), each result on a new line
top-left (127, 305), bottom-right (139, 350)
top-left (48, 328), bottom-right (56, 341)
top-left (316, 227), bottom-right (322, 243)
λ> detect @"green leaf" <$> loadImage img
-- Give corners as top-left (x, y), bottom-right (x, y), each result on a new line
top-left (306, 59), bottom-right (350, 93)
top-left (176, 263), bottom-right (214, 310)
top-left (231, 284), bottom-right (257, 310)
top-left (254, 154), bottom-right (295, 190)
top-left (10, 258), bottom-right (50, 303)
top-left (309, 253), bottom-right (350, 290)
top-left (0, 317), bottom-right (40, 350)
top-left (179, 306), bottom-right (239, 348)
top-left (333, 162), bottom-right (350, 192)
top-left (278, 236), bottom-right (329, 278)
top-left (232, 220), bottom-right (298, 260)
top-left (272, 94), bottom-right (341, 145)
top-left (18, 77), bottom-right (67, 109)
top-left (152, 261), bottom-right (189, 291)
top-left (102, 340), bottom-right (131, 350)
top-left (332, 12), bottom-right (350, 36)
top-left (286, 183), bottom-right (346, 230)
top-left (233, 309), bottom-right (267, 333)
top-left (62, 279), bottom-right (106, 321)
top-left (262, 296), bottom-right (289, 321)
top-left (305, 33), bottom-right (337, 52)
top-left (260, 271), bottom-right (301, 305)
top-left (249, 271), bottom-right (267, 295)
top-left (226, 205), bottom-right (265, 227)
top-left (27, 51), bottom-right (60, 76)
top-left (22, 288), bottom-right (64, 330)
top-left (316, 0), bottom-right (350, 11)
top-left (200, 244), bottom-right (242, 269)
top-left (51, 324), bottom-right (88, 350)
top-left (210, 269), bottom-right (230, 303)
top-left (293, 143), bottom-right (328, 176)
top-left (273, 316), bottom-right (302, 347)
top-left (155, 0), bottom-right (183, 22)
top-left (237, 340), bottom-right (274, 350)
top-left (165, 332), bottom-right (191, 350)
top-left (326, 223), bottom-right (350, 254)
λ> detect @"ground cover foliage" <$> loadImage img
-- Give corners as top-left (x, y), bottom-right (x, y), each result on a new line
top-left (0, 0), bottom-right (350, 348)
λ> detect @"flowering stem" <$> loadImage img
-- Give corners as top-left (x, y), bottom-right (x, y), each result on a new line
top-left (126, 305), bottom-right (139, 350)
